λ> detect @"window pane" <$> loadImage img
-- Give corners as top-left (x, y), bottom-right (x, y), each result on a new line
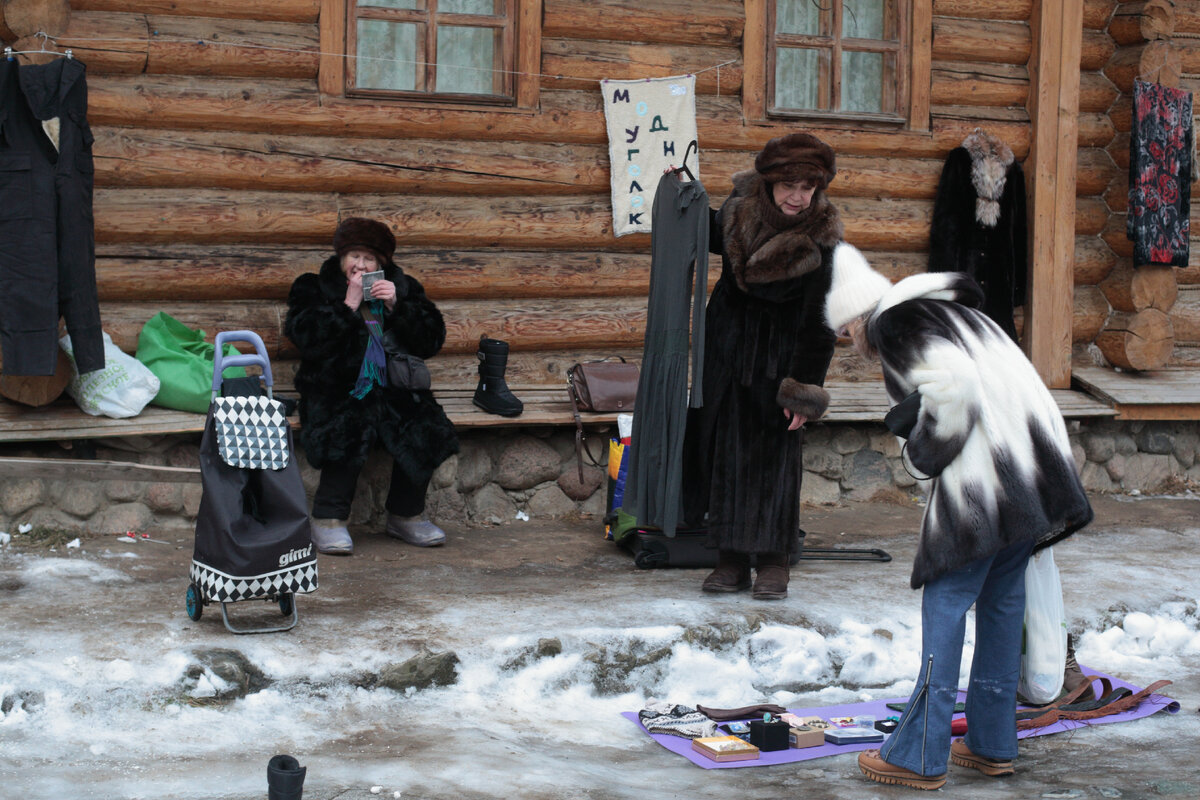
top-left (842, 0), bottom-right (886, 39)
top-left (356, 19), bottom-right (418, 91)
top-left (359, 0), bottom-right (420, 9)
top-left (441, 0), bottom-right (498, 14)
top-left (776, 0), bottom-right (821, 35)
top-left (841, 50), bottom-right (883, 112)
top-left (775, 47), bottom-right (821, 110)
top-left (437, 25), bottom-right (499, 94)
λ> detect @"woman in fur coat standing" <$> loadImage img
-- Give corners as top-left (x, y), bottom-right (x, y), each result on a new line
top-left (285, 217), bottom-right (459, 555)
top-left (682, 133), bottom-right (841, 600)
top-left (824, 244), bottom-right (1092, 790)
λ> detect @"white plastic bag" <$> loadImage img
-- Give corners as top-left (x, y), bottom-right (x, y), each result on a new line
top-left (1018, 547), bottom-right (1067, 704)
top-left (60, 332), bottom-right (160, 419)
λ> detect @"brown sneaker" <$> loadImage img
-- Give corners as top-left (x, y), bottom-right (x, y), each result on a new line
top-left (858, 749), bottom-right (946, 790)
top-left (950, 740), bottom-right (1014, 776)
top-left (701, 551), bottom-right (751, 593)
top-left (751, 552), bottom-right (789, 600)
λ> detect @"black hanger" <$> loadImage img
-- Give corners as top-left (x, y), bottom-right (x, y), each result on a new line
top-left (673, 139), bottom-right (698, 181)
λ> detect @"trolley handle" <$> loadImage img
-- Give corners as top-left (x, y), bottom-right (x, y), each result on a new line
top-left (212, 330), bottom-right (273, 397)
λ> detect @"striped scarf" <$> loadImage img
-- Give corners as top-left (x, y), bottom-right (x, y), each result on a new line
top-left (350, 300), bottom-right (388, 399)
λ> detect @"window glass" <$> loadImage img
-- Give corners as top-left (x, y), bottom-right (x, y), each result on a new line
top-left (843, 0), bottom-right (885, 39)
top-left (441, 0), bottom-right (497, 14)
top-left (775, 47), bottom-right (821, 110)
top-left (776, 0), bottom-right (821, 35)
top-left (360, 0), bottom-right (420, 8)
top-left (437, 25), bottom-right (498, 94)
top-left (841, 50), bottom-right (883, 112)
top-left (356, 19), bottom-right (418, 91)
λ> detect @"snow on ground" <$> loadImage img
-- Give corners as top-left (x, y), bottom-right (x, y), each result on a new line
top-left (0, 506), bottom-right (1197, 799)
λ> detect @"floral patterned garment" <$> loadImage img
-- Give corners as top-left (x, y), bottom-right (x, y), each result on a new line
top-left (1127, 80), bottom-right (1193, 267)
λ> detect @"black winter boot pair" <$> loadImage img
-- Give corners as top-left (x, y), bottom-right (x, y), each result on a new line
top-left (473, 335), bottom-right (523, 417)
top-left (267, 754), bottom-right (306, 800)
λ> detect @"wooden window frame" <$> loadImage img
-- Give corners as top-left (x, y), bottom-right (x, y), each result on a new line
top-left (743, 0), bottom-right (930, 131)
top-left (319, 0), bottom-right (541, 111)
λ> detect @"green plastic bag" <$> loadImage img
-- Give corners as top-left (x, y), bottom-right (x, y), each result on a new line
top-left (135, 312), bottom-right (245, 413)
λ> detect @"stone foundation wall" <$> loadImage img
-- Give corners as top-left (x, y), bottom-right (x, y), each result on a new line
top-left (3, 419), bottom-right (1199, 535)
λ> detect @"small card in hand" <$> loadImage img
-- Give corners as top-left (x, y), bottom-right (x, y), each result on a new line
top-left (361, 270), bottom-right (385, 294)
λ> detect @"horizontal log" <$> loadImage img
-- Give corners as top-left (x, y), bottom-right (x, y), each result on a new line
top-left (1107, 131), bottom-right (1130, 170)
top-left (1169, 285), bottom-right (1200, 344)
top-left (1177, 0), bottom-right (1200, 34)
top-left (541, 0), bottom-right (744, 47)
top-left (1076, 147), bottom-right (1118, 197)
top-left (1100, 259), bottom-right (1179, 312)
top-left (930, 61), bottom-right (1027, 108)
top-left (0, 0), bottom-right (69, 39)
top-left (1074, 284), bottom-right (1111, 343)
top-left (1101, 213), bottom-right (1133, 256)
top-left (1083, 0), bottom-right (1119, 30)
top-left (1108, 0), bottom-right (1176, 46)
top-left (1081, 27), bottom-right (1118, 72)
top-left (1109, 96), bottom-right (1131, 133)
top-left (1077, 196), bottom-right (1110, 236)
top-left (931, 0), bottom-right (1031, 20)
top-left (1104, 40), bottom-right (1181, 92)
top-left (540, 38), bottom-right (742, 95)
top-left (1179, 245), bottom-right (1200, 285)
top-left (1078, 69), bottom-right (1119, 113)
top-left (1075, 235), bottom-right (1117, 285)
top-left (1104, 172), bottom-right (1128, 213)
top-left (51, 11), bottom-right (148, 74)
top-left (1078, 111), bottom-right (1116, 148)
top-left (1179, 43), bottom-right (1200, 74)
top-left (95, 247), bottom-right (655, 301)
top-left (85, 75), bottom-right (1032, 158)
top-left (932, 17), bottom-right (1030, 65)
top-left (95, 297), bottom-right (655, 359)
top-left (92, 128), bottom-right (611, 196)
top-left (71, 0), bottom-right (319, 23)
top-left (1096, 308), bottom-right (1174, 369)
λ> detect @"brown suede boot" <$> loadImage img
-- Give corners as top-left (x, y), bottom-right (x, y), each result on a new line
top-left (1063, 633), bottom-right (1096, 702)
top-left (752, 552), bottom-right (789, 600)
top-left (702, 550), bottom-right (751, 593)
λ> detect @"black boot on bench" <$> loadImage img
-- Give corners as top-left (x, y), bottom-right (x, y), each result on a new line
top-left (473, 335), bottom-right (524, 417)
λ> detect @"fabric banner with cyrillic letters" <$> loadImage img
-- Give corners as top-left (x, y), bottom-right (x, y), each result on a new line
top-left (602, 75), bottom-right (699, 237)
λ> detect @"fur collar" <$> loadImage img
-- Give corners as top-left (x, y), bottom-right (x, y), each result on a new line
top-left (723, 170), bottom-right (842, 290)
top-left (962, 129), bottom-right (1014, 228)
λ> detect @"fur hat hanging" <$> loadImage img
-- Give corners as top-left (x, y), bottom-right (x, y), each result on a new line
top-left (755, 132), bottom-right (837, 188)
top-left (333, 217), bottom-right (396, 264)
top-left (824, 243), bottom-right (893, 331)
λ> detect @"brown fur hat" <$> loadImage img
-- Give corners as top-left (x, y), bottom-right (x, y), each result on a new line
top-left (755, 133), bottom-right (836, 188)
top-left (333, 217), bottom-right (396, 265)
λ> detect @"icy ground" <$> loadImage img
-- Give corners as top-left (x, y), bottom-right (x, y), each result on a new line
top-left (0, 494), bottom-right (1197, 800)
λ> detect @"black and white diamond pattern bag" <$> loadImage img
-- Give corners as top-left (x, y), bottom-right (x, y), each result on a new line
top-left (213, 395), bottom-right (290, 470)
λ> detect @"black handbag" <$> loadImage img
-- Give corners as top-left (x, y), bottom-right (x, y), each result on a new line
top-left (361, 307), bottom-right (431, 392)
top-left (884, 390), bottom-right (921, 439)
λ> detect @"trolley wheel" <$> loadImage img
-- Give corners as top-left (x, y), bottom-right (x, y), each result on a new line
top-left (278, 592), bottom-right (294, 616)
top-left (186, 583), bottom-right (204, 621)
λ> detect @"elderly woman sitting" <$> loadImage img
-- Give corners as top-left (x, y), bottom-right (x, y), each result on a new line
top-left (284, 217), bottom-right (459, 554)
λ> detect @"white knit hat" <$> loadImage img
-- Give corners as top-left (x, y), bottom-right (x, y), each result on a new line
top-left (825, 243), bottom-right (893, 331)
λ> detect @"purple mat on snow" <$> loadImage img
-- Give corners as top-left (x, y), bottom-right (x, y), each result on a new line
top-left (623, 668), bottom-right (1180, 769)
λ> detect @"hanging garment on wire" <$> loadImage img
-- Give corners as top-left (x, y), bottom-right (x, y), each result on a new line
top-left (928, 129), bottom-right (1027, 342)
top-left (0, 57), bottom-right (103, 376)
top-left (622, 170), bottom-right (709, 537)
top-left (1128, 79), bottom-right (1193, 268)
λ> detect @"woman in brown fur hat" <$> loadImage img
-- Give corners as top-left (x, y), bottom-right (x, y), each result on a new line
top-left (682, 133), bottom-right (842, 599)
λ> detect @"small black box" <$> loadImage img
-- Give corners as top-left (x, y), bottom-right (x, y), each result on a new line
top-left (748, 720), bottom-right (790, 752)
top-left (875, 719), bottom-right (898, 734)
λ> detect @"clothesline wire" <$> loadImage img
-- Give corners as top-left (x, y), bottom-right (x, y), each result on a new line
top-left (28, 31), bottom-right (736, 87)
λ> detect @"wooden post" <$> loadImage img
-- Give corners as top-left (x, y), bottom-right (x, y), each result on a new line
top-left (1025, 0), bottom-right (1083, 387)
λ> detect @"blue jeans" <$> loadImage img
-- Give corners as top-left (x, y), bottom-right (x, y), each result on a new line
top-left (879, 539), bottom-right (1035, 776)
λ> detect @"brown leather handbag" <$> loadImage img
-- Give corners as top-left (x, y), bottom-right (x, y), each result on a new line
top-left (566, 358), bottom-right (639, 481)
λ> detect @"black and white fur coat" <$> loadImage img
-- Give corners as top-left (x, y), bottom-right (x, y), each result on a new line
top-left (284, 256), bottom-right (459, 484)
top-left (867, 272), bottom-right (1092, 588)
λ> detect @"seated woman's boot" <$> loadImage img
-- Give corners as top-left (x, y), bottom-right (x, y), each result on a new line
top-left (309, 518), bottom-right (352, 555)
top-left (386, 513), bottom-right (446, 547)
top-left (702, 550), bottom-right (751, 593)
top-left (752, 552), bottom-right (790, 600)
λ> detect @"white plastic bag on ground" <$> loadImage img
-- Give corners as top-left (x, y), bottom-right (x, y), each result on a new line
top-left (60, 332), bottom-right (160, 418)
top-left (1018, 547), bottom-right (1067, 704)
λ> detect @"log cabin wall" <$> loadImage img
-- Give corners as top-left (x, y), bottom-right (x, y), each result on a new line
top-left (8, 0), bottom-right (1095, 389)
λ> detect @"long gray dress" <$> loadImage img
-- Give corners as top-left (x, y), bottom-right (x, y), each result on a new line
top-left (622, 171), bottom-right (710, 536)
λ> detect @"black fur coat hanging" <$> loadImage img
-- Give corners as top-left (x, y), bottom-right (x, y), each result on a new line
top-left (284, 256), bottom-right (458, 484)
top-left (928, 130), bottom-right (1027, 341)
